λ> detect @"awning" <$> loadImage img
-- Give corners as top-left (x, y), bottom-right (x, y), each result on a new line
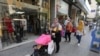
top-left (76, 0), bottom-right (91, 14)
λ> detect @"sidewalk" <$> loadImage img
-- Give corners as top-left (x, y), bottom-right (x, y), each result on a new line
top-left (0, 26), bottom-right (99, 56)
top-left (0, 35), bottom-right (38, 52)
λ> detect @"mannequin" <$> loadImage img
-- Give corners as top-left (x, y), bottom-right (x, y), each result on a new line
top-left (20, 15), bottom-right (27, 38)
top-left (3, 13), bottom-right (15, 43)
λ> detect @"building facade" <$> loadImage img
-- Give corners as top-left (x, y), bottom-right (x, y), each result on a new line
top-left (0, 0), bottom-right (91, 51)
top-left (0, 0), bottom-right (51, 51)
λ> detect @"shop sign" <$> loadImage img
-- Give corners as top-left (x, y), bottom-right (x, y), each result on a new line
top-left (85, 0), bottom-right (91, 12)
top-left (91, 10), bottom-right (95, 12)
top-left (57, 0), bottom-right (69, 15)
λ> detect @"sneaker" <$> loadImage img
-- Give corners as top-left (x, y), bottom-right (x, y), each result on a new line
top-left (25, 54), bottom-right (30, 56)
top-left (78, 43), bottom-right (80, 46)
top-left (65, 40), bottom-right (67, 42)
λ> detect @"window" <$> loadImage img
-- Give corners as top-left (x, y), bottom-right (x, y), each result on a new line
top-left (20, 0), bottom-right (23, 2)
top-left (32, 0), bottom-right (39, 5)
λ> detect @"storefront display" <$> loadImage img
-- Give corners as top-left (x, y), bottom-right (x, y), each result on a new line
top-left (0, 23), bottom-right (2, 50)
top-left (42, 0), bottom-right (49, 8)
top-left (0, 0), bottom-right (50, 51)
top-left (90, 19), bottom-right (100, 53)
top-left (39, 13), bottom-right (47, 34)
top-left (3, 13), bottom-right (16, 43)
top-left (41, 0), bottom-right (50, 31)
top-left (0, 5), bottom-right (9, 48)
top-left (57, 0), bottom-right (69, 15)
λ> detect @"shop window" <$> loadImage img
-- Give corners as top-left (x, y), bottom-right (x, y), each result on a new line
top-left (42, 0), bottom-right (49, 8)
top-left (17, 0), bottom-right (23, 2)
top-left (20, 0), bottom-right (23, 2)
top-left (32, 0), bottom-right (39, 5)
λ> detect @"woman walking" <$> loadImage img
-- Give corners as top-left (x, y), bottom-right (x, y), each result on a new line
top-left (51, 18), bottom-right (62, 53)
top-left (64, 19), bottom-right (73, 42)
top-left (76, 19), bottom-right (84, 46)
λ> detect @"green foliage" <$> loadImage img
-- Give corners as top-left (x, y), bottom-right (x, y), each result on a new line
top-left (96, 0), bottom-right (100, 5)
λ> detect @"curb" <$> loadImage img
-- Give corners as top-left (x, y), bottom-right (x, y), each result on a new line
top-left (0, 39), bottom-right (35, 52)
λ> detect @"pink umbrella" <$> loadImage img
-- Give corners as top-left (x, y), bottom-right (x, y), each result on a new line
top-left (34, 34), bottom-right (51, 45)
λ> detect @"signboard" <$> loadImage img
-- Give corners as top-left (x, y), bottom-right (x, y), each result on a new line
top-left (57, 0), bottom-right (69, 15)
top-left (91, 10), bottom-right (95, 12)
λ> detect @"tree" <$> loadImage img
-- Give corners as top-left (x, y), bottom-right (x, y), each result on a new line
top-left (96, 0), bottom-right (100, 5)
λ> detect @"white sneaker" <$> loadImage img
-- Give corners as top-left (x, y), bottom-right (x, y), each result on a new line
top-left (25, 54), bottom-right (30, 56)
top-left (78, 43), bottom-right (80, 46)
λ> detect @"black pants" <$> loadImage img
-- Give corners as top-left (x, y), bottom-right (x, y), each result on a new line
top-left (20, 27), bottom-right (23, 38)
top-left (52, 31), bottom-right (61, 53)
top-left (64, 31), bottom-right (71, 42)
top-left (55, 41), bottom-right (60, 53)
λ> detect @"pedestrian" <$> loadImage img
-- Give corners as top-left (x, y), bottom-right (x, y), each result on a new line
top-left (64, 19), bottom-right (73, 42)
top-left (64, 16), bottom-right (69, 41)
top-left (64, 15), bottom-right (69, 26)
top-left (51, 18), bottom-right (62, 53)
top-left (76, 19), bottom-right (84, 46)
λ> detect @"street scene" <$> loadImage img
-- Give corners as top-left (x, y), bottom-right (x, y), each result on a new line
top-left (0, 27), bottom-right (99, 56)
top-left (0, 0), bottom-right (100, 56)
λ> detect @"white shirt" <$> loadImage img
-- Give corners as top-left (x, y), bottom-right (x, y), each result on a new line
top-left (76, 30), bottom-right (83, 35)
top-left (13, 19), bottom-right (27, 30)
top-left (64, 20), bottom-right (69, 26)
top-left (21, 19), bottom-right (27, 30)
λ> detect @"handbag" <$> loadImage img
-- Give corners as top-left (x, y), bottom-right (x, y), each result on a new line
top-left (48, 40), bottom-right (55, 54)
top-left (72, 27), bottom-right (76, 33)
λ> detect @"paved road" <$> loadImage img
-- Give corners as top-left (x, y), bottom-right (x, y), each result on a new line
top-left (0, 27), bottom-right (100, 56)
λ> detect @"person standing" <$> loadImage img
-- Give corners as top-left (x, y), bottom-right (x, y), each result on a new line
top-left (76, 19), bottom-right (84, 46)
top-left (64, 19), bottom-right (73, 42)
top-left (64, 16), bottom-right (69, 41)
top-left (51, 18), bottom-right (62, 53)
top-left (64, 16), bottom-right (69, 26)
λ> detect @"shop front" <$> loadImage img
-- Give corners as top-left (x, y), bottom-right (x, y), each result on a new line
top-left (0, 0), bottom-right (50, 51)
top-left (70, 5), bottom-right (81, 26)
top-left (0, 2), bottom-right (9, 50)
top-left (56, 0), bottom-right (69, 25)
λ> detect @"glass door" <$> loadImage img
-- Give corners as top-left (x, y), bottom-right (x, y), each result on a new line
top-left (39, 13), bottom-right (47, 34)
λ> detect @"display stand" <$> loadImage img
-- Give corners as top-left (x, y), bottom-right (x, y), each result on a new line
top-left (90, 19), bottom-right (100, 53)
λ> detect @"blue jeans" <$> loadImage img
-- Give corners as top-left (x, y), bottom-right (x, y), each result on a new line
top-left (76, 35), bottom-right (82, 43)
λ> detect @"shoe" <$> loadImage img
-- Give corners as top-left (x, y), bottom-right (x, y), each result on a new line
top-left (68, 41), bottom-right (70, 43)
top-left (78, 43), bottom-right (80, 46)
top-left (55, 51), bottom-right (59, 53)
top-left (65, 40), bottom-right (67, 42)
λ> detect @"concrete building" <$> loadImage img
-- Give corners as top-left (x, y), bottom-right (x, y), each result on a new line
top-left (0, 0), bottom-right (8, 19)
top-left (0, 0), bottom-right (92, 51)
top-left (87, 0), bottom-right (97, 21)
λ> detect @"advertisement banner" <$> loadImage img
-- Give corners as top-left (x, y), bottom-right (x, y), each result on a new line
top-left (56, 0), bottom-right (69, 15)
